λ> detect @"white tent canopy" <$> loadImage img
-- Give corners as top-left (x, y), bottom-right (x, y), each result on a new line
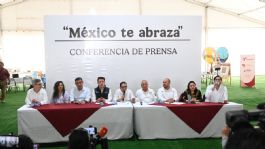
top-left (0, 0), bottom-right (265, 75)
top-left (188, 0), bottom-right (265, 25)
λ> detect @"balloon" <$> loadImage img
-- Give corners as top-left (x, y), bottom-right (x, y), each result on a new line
top-left (216, 47), bottom-right (229, 63)
top-left (203, 47), bottom-right (215, 64)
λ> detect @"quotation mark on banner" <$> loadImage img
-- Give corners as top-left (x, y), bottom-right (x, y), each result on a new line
top-left (178, 26), bottom-right (183, 30)
top-left (63, 26), bottom-right (69, 30)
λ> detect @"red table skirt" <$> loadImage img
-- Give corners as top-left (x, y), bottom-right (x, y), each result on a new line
top-left (35, 103), bottom-right (109, 136)
top-left (153, 102), bottom-right (224, 133)
top-left (34, 102), bottom-right (223, 136)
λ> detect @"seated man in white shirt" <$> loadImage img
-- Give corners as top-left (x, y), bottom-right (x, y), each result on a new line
top-left (205, 75), bottom-right (228, 103)
top-left (92, 77), bottom-right (112, 103)
top-left (70, 77), bottom-right (91, 104)
top-left (157, 78), bottom-right (178, 103)
top-left (135, 80), bottom-right (156, 104)
top-left (114, 81), bottom-right (135, 103)
top-left (25, 79), bottom-right (48, 105)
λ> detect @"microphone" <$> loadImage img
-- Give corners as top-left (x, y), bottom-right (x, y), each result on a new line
top-left (97, 127), bottom-right (108, 138)
top-left (139, 97), bottom-right (142, 105)
top-left (122, 91), bottom-right (125, 96)
top-left (122, 91), bottom-right (125, 101)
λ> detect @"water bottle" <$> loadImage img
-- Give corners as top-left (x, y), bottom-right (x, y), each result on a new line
top-left (156, 98), bottom-right (161, 104)
top-left (187, 94), bottom-right (191, 104)
top-left (113, 99), bottom-right (117, 105)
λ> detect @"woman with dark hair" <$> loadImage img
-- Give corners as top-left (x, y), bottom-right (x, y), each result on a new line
top-left (68, 128), bottom-right (89, 149)
top-left (18, 134), bottom-right (34, 149)
top-left (52, 81), bottom-right (70, 104)
top-left (222, 120), bottom-right (265, 149)
top-left (225, 129), bottom-right (265, 149)
top-left (179, 81), bottom-right (202, 103)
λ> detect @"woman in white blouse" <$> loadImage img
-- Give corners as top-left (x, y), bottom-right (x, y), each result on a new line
top-left (52, 81), bottom-right (70, 104)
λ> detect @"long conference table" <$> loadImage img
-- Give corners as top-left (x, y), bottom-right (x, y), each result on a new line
top-left (17, 102), bottom-right (243, 143)
top-left (17, 102), bottom-right (134, 143)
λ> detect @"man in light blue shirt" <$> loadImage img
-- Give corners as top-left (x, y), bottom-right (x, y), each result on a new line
top-left (70, 77), bottom-right (91, 104)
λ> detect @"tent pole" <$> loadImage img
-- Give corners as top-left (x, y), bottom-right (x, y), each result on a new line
top-left (138, 0), bottom-right (142, 15)
top-left (205, 6), bottom-right (208, 73)
top-left (69, 0), bottom-right (73, 15)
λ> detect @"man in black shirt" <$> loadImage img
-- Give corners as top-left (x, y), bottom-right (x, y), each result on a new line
top-left (92, 77), bottom-right (112, 103)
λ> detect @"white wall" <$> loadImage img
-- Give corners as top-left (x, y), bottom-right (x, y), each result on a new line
top-left (0, 0), bottom-right (265, 76)
top-left (1, 31), bottom-right (45, 72)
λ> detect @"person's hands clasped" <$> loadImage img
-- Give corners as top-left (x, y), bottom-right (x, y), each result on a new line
top-left (32, 99), bottom-right (39, 103)
top-left (165, 98), bottom-right (175, 103)
top-left (96, 97), bottom-right (105, 103)
top-left (131, 98), bottom-right (136, 103)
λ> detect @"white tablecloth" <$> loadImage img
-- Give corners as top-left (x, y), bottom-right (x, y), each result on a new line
top-left (18, 102), bottom-right (243, 142)
top-left (134, 102), bottom-right (243, 139)
top-left (17, 102), bottom-right (133, 143)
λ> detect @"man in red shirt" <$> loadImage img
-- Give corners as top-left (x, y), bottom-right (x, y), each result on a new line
top-left (0, 62), bottom-right (10, 103)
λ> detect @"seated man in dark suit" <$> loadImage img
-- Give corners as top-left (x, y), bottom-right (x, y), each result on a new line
top-left (92, 77), bottom-right (112, 103)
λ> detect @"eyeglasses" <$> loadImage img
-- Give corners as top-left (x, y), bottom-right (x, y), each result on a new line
top-left (121, 86), bottom-right (127, 88)
top-left (36, 83), bottom-right (42, 86)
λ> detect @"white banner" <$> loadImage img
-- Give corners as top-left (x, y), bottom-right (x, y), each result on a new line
top-left (240, 55), bottom-right (255, 87)
top-left (44, 16), bottom-right (201, 98)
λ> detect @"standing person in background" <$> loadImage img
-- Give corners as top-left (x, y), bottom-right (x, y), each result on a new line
top-left (157, 78), bottom-right (178, 103)
top-left (205, 75), bottom-right (228, 103)
top-left (0, 62), bottom-right (10, 103)
top-left (52, 81), bottom-right (70, 104)
top-left (92, 77), bottom-right (112, 103)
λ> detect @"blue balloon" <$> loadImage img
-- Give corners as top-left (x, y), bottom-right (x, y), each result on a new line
top-left (217, 47), bottom-right (229, 63)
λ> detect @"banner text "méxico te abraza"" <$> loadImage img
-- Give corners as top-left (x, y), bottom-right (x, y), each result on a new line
top-left (62, 26), bottom-right (183, 38)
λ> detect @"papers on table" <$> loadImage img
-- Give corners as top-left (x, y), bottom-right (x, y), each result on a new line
top-left (170, 102), bottom-right (185, 105)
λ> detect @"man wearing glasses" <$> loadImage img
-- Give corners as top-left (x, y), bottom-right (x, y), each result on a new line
top-left (25, 79), bottom-right (48, 105)
top-left (113, 81), bottom-right (135, 103)
top-left (135, 80), bottom-right (157, 104)
top-left (205, 75), bottom-right (228, 103)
